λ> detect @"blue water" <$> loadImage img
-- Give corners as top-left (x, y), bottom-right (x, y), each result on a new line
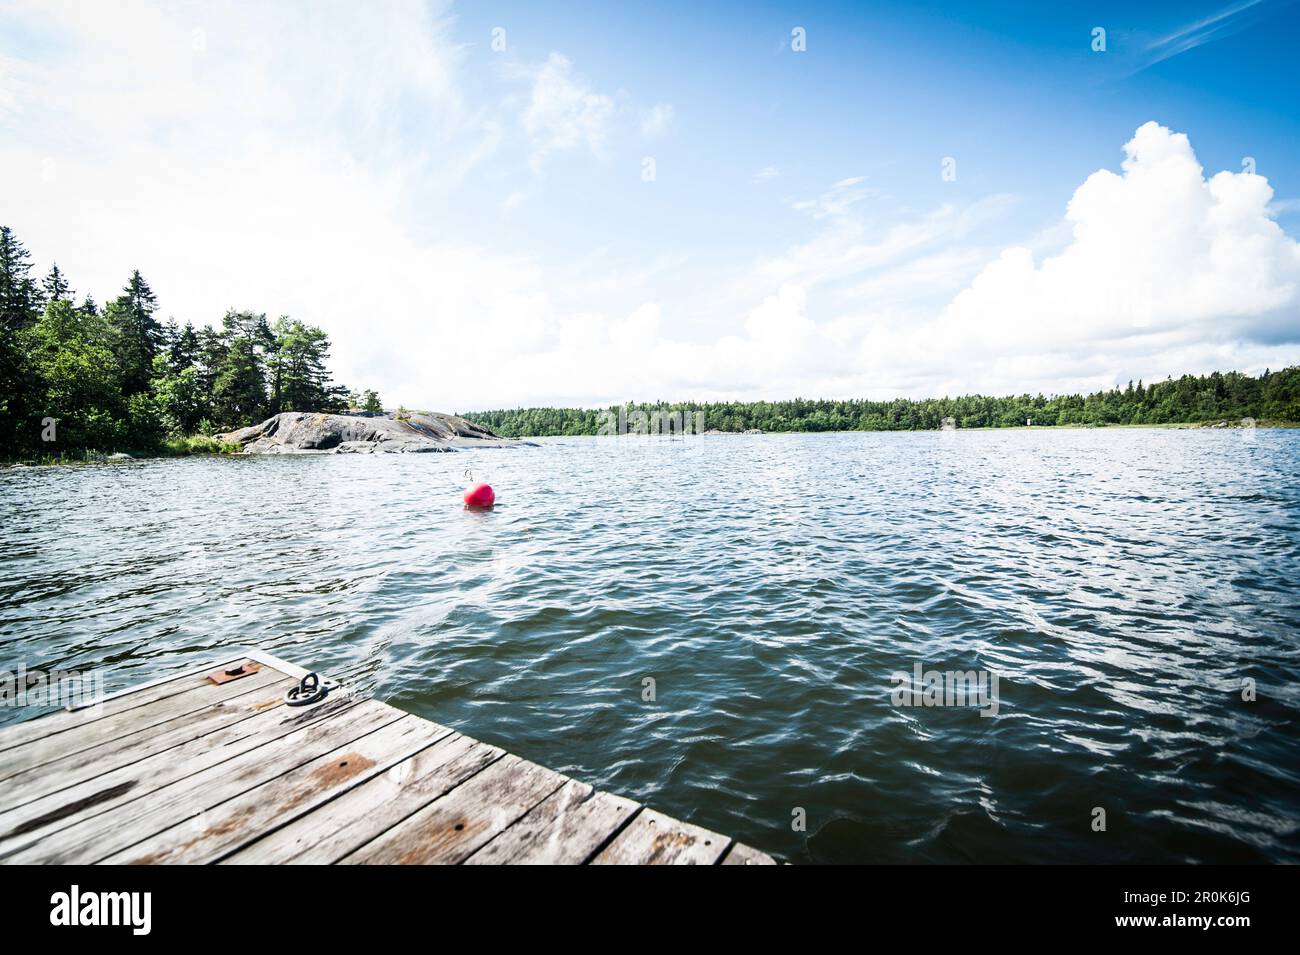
top-left (2, 429), bottom-right (1298, 862)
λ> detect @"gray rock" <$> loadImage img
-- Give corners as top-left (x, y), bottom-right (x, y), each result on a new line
top-left (217, 411), bottom-right (524, 454)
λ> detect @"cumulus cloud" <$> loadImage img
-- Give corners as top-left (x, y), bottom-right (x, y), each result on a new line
top-left (935, 121), bottom-right (1300, 357)
top-left (484, 122), bottom-right (1300, 405)
top-left (1, 0), bottom-right (1295, 413)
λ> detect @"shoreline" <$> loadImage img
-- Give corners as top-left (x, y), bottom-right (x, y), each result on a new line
top-left (5, 417), bottom-right (1296, 467)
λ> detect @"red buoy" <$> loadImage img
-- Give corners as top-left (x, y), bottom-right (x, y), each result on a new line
top-left (463, 482), bottom-right (496, 509)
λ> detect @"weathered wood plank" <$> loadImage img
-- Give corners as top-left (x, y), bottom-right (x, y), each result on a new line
top-left (590, 808), bottom-right (731, 865)
top-left (5, 699), bottom-right (404, 864)
top-left (102, 714), bottom-right (447, 865)
top-left (0, 658), bottom-right (268, 754)
top-left (721, 842), bottom-right (778, 865)
top-left (223, 732), bottom-right (503, 864)
top-left (341, 754), bottom-right (566, 865)
top-left (465, 779), bottom-right (639, 865)
top-left (0, 677), bottom-right (294, 814)
top-left (0, 694), bottom-right (366, 857)
top-left (0, 668), bottom-right (283, 781)
top-left (0, 648), bottom-right (779, 866)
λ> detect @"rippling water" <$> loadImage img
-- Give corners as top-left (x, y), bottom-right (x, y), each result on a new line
top-left (3, 429), bottom-right (1298, 863)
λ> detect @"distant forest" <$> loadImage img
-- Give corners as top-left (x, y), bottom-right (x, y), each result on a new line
top-left (4, 223), bottom-right (1297, 458)
top-left (0, 225), bottom-right (377, 457)
top-left (463, 367), bottom-right (1300, 437)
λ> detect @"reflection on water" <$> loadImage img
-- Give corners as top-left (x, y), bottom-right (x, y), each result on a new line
top-left (2, 429), bottom-right (1298, 862)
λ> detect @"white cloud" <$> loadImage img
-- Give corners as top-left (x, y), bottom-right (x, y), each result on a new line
top-left (520, 52), bottom-right (616, 167)
top-left (789, 175), bottom-right (876, 219)
top-left (461, 123), bottom-right (1300, 405)
top-left (1, 1), bottom-right (1295, 414)
top-left (756, 194), bottom-right (1014, 289)
top-left (1142, 0), bottom-right (1266, 69)
top-left (639, 102), bottom-right (674, 138)
top-left (751, 165), bottom-right (779, 184)
top-left (935, 121), bottom-right (1300, 359)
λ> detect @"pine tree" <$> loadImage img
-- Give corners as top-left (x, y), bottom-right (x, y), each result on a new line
top-left (268, 316), bottom-right (337, 413)
top-left (42, 263), bottom-right (73, 303)
top-left (170, 321), bottom-right (200, 370)
top-left (0, 226), bottom-right (42, 450)
top-left (208, 310), bottom-right (273, 427)
top-left (108, 270), bottom-right (164, 396)
top-left (212, 336), bottom-right (268, 427)
top-left (0, 227), bottom-right (41, 327)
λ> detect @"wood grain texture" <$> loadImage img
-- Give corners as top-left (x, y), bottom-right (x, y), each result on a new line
top-left (0, 677), bottom-right (294, 815)
top-left (0, 693), bottom-right (363, 858)
top-left (341, 754), bottom-right (566, 865)
top-left (590, 808), bottom-right (731, 865)
top-left (0, 660), bottom-right (265, 754)
top-left (721, 841), bottom-right (778, 865)
top-left (0, 668), bottom-right (283, 782)
top-left (224, 732), bottom-right (503, 864)
top-left (465, 779), bottom-right (639, 864)
top-left (0, 650), bottom-right (779, 865)
top-left (103, 714), bottom-right (447, 865)
top-left (7, 699), bottom-right (401, 864)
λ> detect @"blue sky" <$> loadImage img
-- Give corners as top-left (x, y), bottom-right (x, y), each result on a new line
top-left (2, 0), bottom-right (1298, 408)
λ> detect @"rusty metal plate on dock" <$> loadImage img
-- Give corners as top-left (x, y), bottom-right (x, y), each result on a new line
top-left (206, 660), bottom-right (263, 685)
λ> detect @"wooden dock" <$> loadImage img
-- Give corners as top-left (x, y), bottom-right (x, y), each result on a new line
top-left (0, 650), bottom-right (775, 865)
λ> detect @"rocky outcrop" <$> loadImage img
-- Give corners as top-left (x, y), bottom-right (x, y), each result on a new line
top-left (216, 411), bottom-right (522, 454)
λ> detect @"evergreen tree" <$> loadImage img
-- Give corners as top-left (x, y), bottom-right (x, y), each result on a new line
top-left (170, 321), bottom-right (200, 370)
top-left (108, 270), bottom-right (164, 396)
top-left (209, 310), bottom-right (273, 427)
top-left (267, 316), bottom-right (335, 413)
top-left (211, 336), bottom-right (268, 427)
top-left (0, 226), bottom-right (41, 448)
top-left (0, 226), bottom-right (41, 329)
top-left (42, 263), bottom-right (73, 303)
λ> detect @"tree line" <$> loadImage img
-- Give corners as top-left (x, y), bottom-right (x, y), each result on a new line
top-left (463, 368), bottom-right (1300, 437)
top-left (1, 225), bottom-right (380, 457)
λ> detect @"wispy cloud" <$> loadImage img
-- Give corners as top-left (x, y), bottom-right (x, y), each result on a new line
top-left (788, 176), bottom-right (877, 220)
top-left (520, 52), bottom-right (617, 168)
top-left (639, 102), bottom-right (674, 138)
top-left (1138, 0), bottom-right (1282, 71)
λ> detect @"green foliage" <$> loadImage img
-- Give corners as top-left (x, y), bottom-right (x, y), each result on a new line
top-left (463, 368), bottom-right (1300, 437)
top-left (23, 298), bottom-right (125, 450)
top-left (0, 224), bottom-right (369, 459)
top-left (152, 357), bottom-right (207, 435)
top-left (362, 389), bottom-right (382, 413)
top-left (161, 434), bottom-right (241, 456)
top-left (42, 263), bottom-right (73, 303)
top-left (107, 270), bottom-right (164, 396)
top-left (211, 321), bottom-right (269, 427)
top-left (268, 316), bottom-right (338, 414)
top-left (0, 226), bottom-right (42, 448)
